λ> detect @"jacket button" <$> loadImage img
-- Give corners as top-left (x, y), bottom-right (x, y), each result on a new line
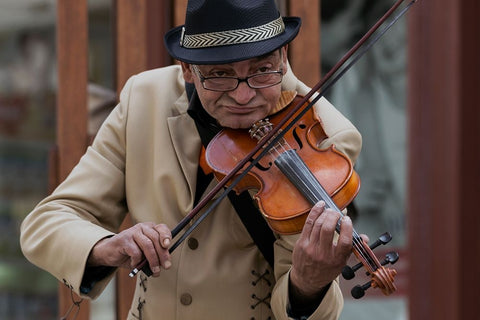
top-left (187, 237), bottom-right (199, 250)
top-left (180, 293), bottom-right (192, 305)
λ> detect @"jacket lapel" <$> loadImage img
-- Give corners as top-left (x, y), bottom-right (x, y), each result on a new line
top-left (167, 96), bottom-right (202, 211)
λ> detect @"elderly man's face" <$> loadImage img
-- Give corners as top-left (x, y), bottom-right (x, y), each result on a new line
top-left (182, 46), bottom-right (288, 129)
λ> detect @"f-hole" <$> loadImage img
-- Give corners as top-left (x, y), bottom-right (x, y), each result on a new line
top-left (253, 123), bottom-right (307, 172)
top-left (291, 124), bottom-right (307, 150)
top-left (254, 161), bottom-right (272, 171)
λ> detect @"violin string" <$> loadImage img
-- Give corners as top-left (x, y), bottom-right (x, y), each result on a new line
top-left (267, 140), bottom-right (376, 269)
top-left (281, 150), bottom-right (375, 268)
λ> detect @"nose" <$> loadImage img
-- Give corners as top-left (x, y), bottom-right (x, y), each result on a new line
top-left (228, 81), bottom-right (256, 105)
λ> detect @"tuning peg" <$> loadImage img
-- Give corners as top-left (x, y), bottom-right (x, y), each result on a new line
top-left (351, 281), bottom-right (371, 299)
top-left (364, 251), bottom-right (399, 277)
top-left (381, 251), bottom-right (399, 266)
top-left (369, 232), bottom-right (392, 250)
top-left (342, 262), bottom-right (362, 280)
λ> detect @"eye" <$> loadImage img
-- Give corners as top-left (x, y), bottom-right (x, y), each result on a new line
top-left (204, 68), bottom-right (234, 77)
top-left (256, 65), bottom-right (274, 73)
top-left (211, 70), bottom-right (228, 77)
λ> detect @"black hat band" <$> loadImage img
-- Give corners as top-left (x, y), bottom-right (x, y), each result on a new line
top-left (180, 16), bottom-right (285, 49)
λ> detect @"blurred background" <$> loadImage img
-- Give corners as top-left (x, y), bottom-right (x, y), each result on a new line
top-left (0, 0), bottom-right (478, 319)
top-left (0, 0), bottom-right (113, 318)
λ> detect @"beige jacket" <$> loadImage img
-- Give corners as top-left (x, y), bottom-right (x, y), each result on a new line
top-left (20, 65), bottom-right (362, 320)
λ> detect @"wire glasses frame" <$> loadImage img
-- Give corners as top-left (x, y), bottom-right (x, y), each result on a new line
top-left (192, 65), bottom-right (284, 92)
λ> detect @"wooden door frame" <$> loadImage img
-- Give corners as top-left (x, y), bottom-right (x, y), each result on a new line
top-left (56, 0), bottom-right (90, 319)
top-left (113, 1), bottom-right (172, 318)
top-left (407, 0), bottom-right (480, 319)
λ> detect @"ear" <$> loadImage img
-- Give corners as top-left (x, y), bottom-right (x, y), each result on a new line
top-left (281, 45), bottom-right (288, 74)
top-left (181, 62), bottom-right (194, 83)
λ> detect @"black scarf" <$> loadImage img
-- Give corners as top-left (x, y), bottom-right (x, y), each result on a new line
top-left (186, 82), bottom-right (276, 268)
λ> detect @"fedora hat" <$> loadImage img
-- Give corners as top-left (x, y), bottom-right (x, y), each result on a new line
top-left (164, 0), bottom-right (301, 64)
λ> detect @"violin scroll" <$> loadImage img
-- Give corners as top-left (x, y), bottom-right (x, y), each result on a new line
top-left (342, 232), bottom-right (399, 299)
top-left (351, 265), bottom-right (397, 299)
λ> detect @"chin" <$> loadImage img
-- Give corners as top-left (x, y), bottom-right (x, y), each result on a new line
top-left (220, 117), bottom-right (256, 130)
top-left (223, 122), bottom-right (248, 130)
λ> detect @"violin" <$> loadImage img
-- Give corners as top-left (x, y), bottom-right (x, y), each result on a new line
top-left (206, 96), bottom-right (397, 298)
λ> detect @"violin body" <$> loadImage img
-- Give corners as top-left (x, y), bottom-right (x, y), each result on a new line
top-left (206, 96), bottom-right (360, 235)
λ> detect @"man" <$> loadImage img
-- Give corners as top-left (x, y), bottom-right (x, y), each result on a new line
top-left (21, 0), bottom-right (362, 319)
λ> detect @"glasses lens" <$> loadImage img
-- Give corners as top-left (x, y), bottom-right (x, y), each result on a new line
top-left (248, 72), bottom-right (282, 88)
top-left (203, 78), bottom-right (238, 91)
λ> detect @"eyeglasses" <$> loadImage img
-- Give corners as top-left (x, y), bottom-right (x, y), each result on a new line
top-left (192, 65), bottom-right (283, 92)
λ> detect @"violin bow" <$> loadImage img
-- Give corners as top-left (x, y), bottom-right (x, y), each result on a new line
top-left (130, 0), bottom-right (418, 277)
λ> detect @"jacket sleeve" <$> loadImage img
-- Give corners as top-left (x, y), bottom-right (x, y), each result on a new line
top-left (20, 75), bottom-right (137, 299)
top-left (271, 234), bottom-right (345, 320)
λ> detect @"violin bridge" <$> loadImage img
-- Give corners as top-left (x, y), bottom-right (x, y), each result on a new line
top-left (249, 118), bottom-right (273, 141)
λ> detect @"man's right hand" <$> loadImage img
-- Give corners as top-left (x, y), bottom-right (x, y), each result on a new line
top-left (87, 222), bottom-right (172, 277)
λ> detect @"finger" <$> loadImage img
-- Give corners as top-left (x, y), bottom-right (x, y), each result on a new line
top-left (317, 209), bottom-right (341, 249)
top-left (153, 224), bottom-right (172, 270)
top-left (336, 215), bottom-right (353, 257)
top-left (360, 233), bottom-right (370, 244)
top-left (155, 224), bottom-right (172, 248)
top-left (301, 201), bottom-right (325, 240)
top-left (143, 225), bottom-right (173, 272)
top-left (117, 237), bottom-right (144, 267)
top-left (141, 224), bottom-right (164, 252)
top-left (132, 232), bottom-right (161, 275)
top-left (308, 204), bottom-right (329, 244)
